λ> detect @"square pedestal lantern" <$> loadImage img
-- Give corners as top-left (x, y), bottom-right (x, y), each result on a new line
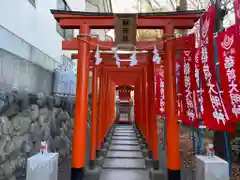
top-left (26, 152), bottom-right (59, 180)
top-left (196, 155), bottom-right (229, 180)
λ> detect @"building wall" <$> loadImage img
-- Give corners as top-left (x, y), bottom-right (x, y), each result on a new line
top-left (0, 0), bottom-right (85, 93)
top-left (0, 0), bottom-right (111, 94)
top-left (85, 0), bottom-right (112, 94)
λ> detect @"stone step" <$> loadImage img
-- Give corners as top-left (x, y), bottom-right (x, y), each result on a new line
top-left (113, 133), bottom-right (136, 137)
top-left (114, 130), bottom-right (136, 134)
top-left (109, 145), bottom-right (141, 151)
top-left (111, 140), bottom-right (139, 145)
top-left (113, 132), bottom-right (136, 136)
top-left (103, 158), bottom-right (146, 169)
top-left (112, 136), bottom-right (137, 141)
top-left (107, 151), bottom-right (143, 158)
top-left (115, 125), bottom-right (133, 127)
top-left (115, 126), bottom-right (134, 129)
top-left (99, 169), bottom-right (149, 180)
top-left (114, 128), bottom-right (134, 131)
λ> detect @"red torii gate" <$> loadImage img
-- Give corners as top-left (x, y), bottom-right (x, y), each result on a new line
top-left (51, 9), bottom-right (202, 180)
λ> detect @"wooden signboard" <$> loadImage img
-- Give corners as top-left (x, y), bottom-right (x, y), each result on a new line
top-left (114, 14), bottom-right (136, 49)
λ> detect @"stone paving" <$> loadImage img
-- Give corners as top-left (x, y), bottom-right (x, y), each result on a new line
top-left (99, 124), bottom-right (150, 180)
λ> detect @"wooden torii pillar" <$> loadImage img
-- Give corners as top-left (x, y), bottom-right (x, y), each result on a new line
top-left (51, 9), bottom-right (202, 180)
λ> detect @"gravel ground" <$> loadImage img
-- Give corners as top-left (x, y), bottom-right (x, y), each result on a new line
top-left (58, 156), bottom-right (71, 180)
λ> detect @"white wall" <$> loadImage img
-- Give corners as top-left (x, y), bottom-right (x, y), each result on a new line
top-left (67, 0), bottom-right (85, 11)
top-left (0, 0), bottom-right (85, 66)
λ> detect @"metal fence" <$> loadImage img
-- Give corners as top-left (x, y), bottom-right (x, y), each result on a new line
top-left (52, 68), bottom-right (76, 96)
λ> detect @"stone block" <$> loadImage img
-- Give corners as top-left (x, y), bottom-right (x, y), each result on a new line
top-left (140, 143), bottom-right (147, 150)
top-left (145, 157), bottom-right (153, 168)
top-left (138, 138), bottom-right (144, 144)
top-left (100, 148), bottom-right (108, 157)
top-left (103, 142), bottom-right (110, 149)
top-left (96, 156), bottom-right (105, 167)
top-left (149, 168), bottom-right (165, 180)
top-left (142, 149), bottom-right (149, 157)
top-left (106, 137), bottom-right (112, 142)
top-left (107, 134), bottom-right (113, 139)
top-left (136, 133), bottom-right (142, 139)
top-left (84, 166), bottom-right (101, 180)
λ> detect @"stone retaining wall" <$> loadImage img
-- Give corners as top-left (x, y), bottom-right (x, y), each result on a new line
top-left (0, 91), bottom-right (77, 180)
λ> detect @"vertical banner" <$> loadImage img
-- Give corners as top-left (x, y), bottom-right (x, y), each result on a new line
top-left (217, 25), bottom-right (240, 122)
top-left (234, 0), bottom-right (240, 84)
top-left (194, 48), bottom-right (203, 120)
top-left (155, 73), bottom-right (161, 115)
top-left (234, 0), bottom-right (240, 36)
top-left (159, 66), bottom-right (165, 116)
top-left (179, 34), bottom-right (198, 127)
top-left (199, 5), bottom-right (234, 132)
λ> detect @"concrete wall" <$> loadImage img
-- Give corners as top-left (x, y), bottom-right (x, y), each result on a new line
top-left (0, 0), bottom-right (111, 94)
top-left (0, 0), bottom-right (85, 64)
top-left (0, 49), bottom-right (53, 93)
top-left (0, 0), bottom-right (85, 93)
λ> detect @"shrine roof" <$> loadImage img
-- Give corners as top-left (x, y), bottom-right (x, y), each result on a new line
top-left (51, 9), bottom-right (204, 20)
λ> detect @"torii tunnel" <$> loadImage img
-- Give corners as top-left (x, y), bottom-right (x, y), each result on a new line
top-left (51, 10), bottom-right (203, 180)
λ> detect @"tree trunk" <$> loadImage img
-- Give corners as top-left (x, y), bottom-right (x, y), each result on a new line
top-left (177, 0), bottom-right (187, 35)
top-left (213, 132), bottom-right (232, 160)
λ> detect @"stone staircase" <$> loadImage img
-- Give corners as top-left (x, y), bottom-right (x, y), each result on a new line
top-left (99, 124), bottom-right (150, 180)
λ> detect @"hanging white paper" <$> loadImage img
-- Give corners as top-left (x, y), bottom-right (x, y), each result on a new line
top-left (129, 51), bottom-right (137, 67)
top-left (152, 45), bottom-right (161, 64)
top-left (95, 45), bottom-right (102, 65)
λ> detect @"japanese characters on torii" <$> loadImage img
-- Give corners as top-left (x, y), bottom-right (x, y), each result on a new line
top-left (95, 44), bottom-right (102, 65)
top-left (176, 56), bottom-right (182, 118)
top-left (183, 50), bottom-right (197, 121)
top-left (152, 45), bottom-right (161, 64)
top-left (200, 17), bottom-right (229, 125)
top-left (159, 68), bottom-right (165, 114)
top-left (221, 32), bottom-right (240, 117)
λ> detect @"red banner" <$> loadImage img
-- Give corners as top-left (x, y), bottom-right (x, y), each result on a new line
top-left (194, 48), bottom-right (203, 120)
top-left (199, 5), bottom-right (234, 132)
top-left (233, 0), bottom-right (240, 85)
top-left (159, 67), bottom-right (165, 116)
top-left (234, 0), bottom-right (240, 37)
top-left (179, 34), bottom-right (198, 127)
top-left (217, 25), bottom-right (240, 122)
top-left (155, 73), bottom-right (161, 115)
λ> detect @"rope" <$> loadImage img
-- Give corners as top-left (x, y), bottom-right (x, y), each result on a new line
top-left (77, 35), bottom-right (178, 50)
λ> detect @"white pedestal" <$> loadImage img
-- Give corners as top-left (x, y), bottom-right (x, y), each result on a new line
top-left (26, 153), bottom-right (59, 180)
top-left (196, 155), bottom-right (229, 180)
